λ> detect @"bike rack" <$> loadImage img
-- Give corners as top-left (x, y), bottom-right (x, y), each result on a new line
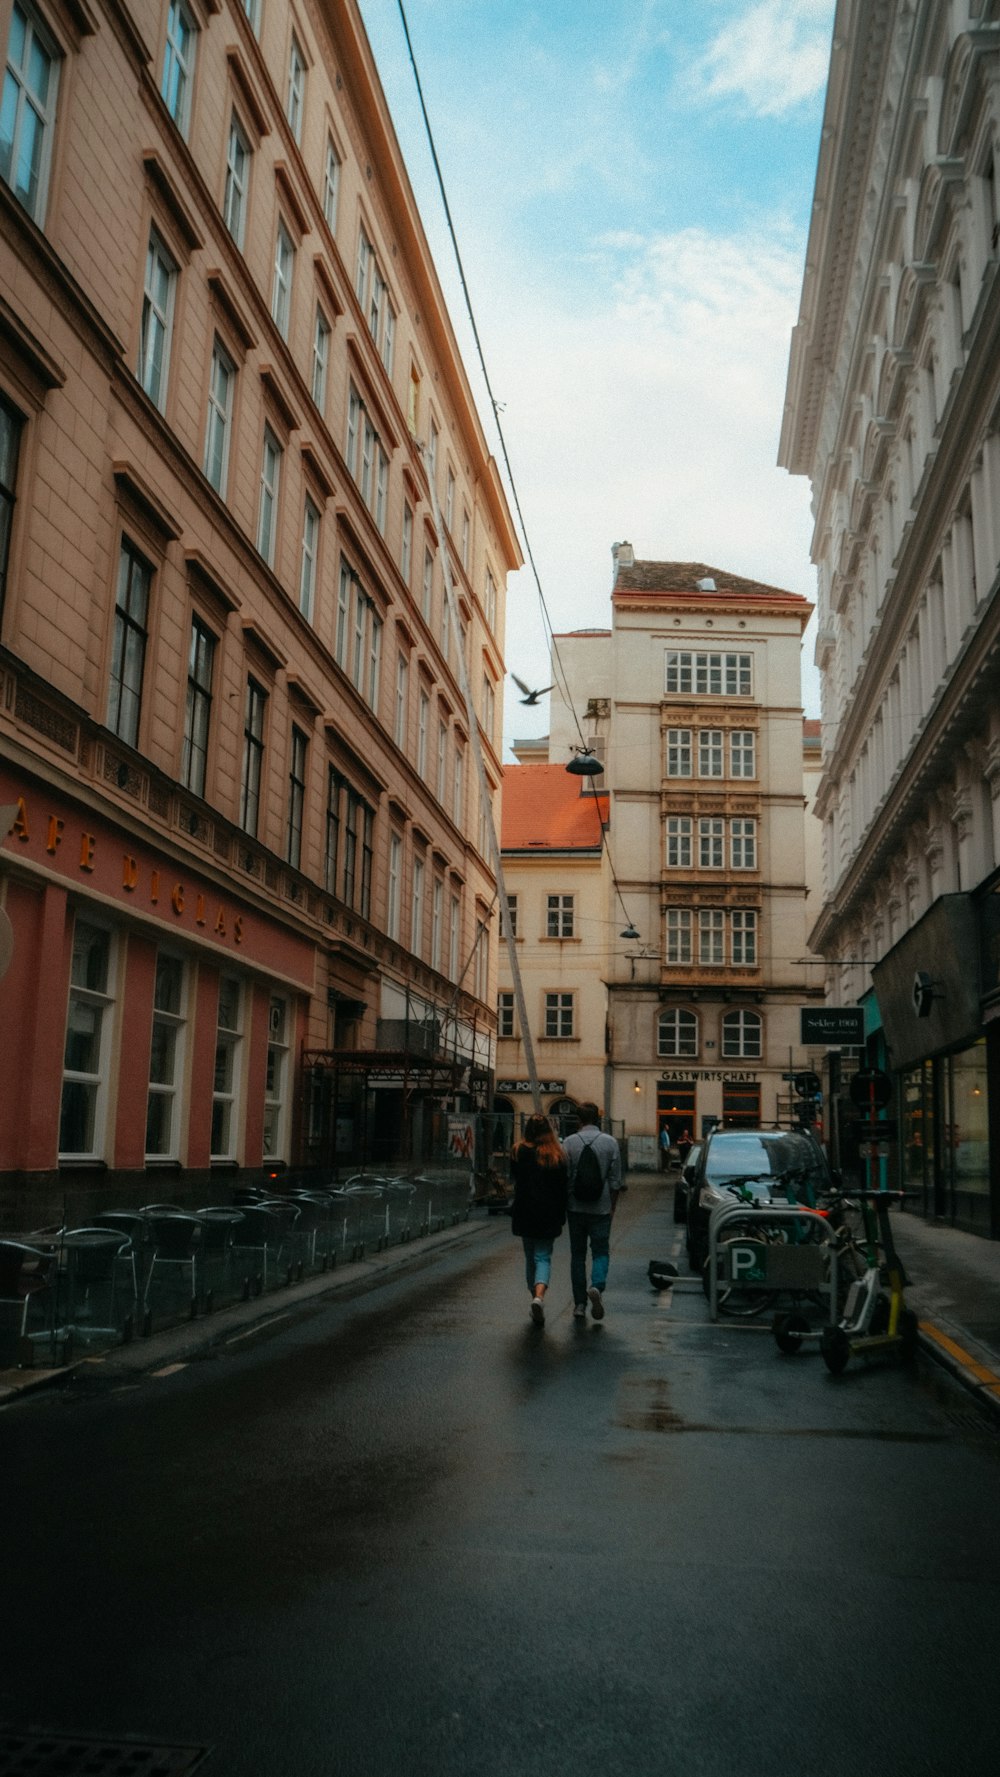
top-left (706, 1202), bottom-right (840, 1324)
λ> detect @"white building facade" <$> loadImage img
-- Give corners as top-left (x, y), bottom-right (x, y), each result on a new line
top-left (779, 0), bottom-right (1000, 1236)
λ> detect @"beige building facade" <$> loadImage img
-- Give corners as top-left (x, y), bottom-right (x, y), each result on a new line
top-left (498, 549), bottom-right (823, 1156)
top-left (779, 0), bottom-right (1000, 1236)
top-left (0, 0), bottom-right (518, 1224)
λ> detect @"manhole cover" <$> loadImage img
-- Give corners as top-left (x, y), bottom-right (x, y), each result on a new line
top-left (0, 1735), bottom-right (212, 1777)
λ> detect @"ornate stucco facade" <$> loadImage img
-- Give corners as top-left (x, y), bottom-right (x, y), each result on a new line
top-left (779, 0), bottom-right (1000, 1235)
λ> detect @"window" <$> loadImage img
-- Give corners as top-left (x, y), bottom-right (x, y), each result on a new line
top-left (367, 611), bottom-right (382, 711)
top-left (411, 855), bottom-right (425, 958)
top-left (502, 893), bottom-right (517, 939)
top-left (335, 558), bottom-right (351, 667)
top-left (452, 743), bottom-right (464, 826)
top-left (730, 730), bottom-right (756, 778)
top-left (461, 510), bottom-right (470, 572)
top-left (60, 921), bottom-right (114, 1158)
top-left (322, 136), bottom-right (340, 232)
top-left (698, 729), bottom-right (723, 777)
top-left (475, 917), bottom-right (489, 1002)
top-left (484, 569), bottom-right (497, 630)
top-left (665, 651), bottom-right (752, 696)
top-left (263, 996), bottom-right (289, 1159)
top-left (448, 892), bottom-right (460, 979)
top-left (311, 306), bottom-right (330, 409)
top-left (731, 908), bottom-right (757, 965)
top-left (422, 548), bottom-right (434, 622)
top-left (394, 651), bottom-right (408, 748)
top-left (204, 338), bottom-right (235, 494)
top-left (240, 677), bottom-right (266, 835)
top-left (325, 770), bottom-right (372, 915)
top-left (1, 2), bottom-right (59, 221)
top-left (731, 818), bottom-right (757, 870)
top-left (666, 908), bottom-right (692, 964)
top-left (286, 34), bottom-right (305, 142)
top-left (257, 426), bottom-right (281, 566)
top-left (431, 877), bottom-right (443, 971)
top-left (211, 974), bottom-right (243, 1159)
top-left (544, 992), bottom-right (574, 1039)
top-left (498, 991), bottom-right (515, 1038)
top-left (387, 831), bottom-right (402, 939)
top-left (445, 467), bottom-right (455, 531)
top-left (324, 766), bottom-right (340, 894)
top-left (345, 382), bottom-right (360, 477)
top-left (299, 495), bottom-right (319, 620)
top-left (436, 720), bottom-right (447, 802)
top-left (428, 418), bottom-right (438, 486)
top-left (699, 818), bottom-right (724, 869)
top-left (139, 231), bottom-right (176, 410)
top-left (546, 894), bottom-right (574, 938)
top-left (722, 1007), bottom-right (762, 1059)
top-left (146, 953), bottom-right (185, 1158)
top-left (699, 908), bottom-right (724, 965)
top-left (408, 363), bottom-right (420, 434)
top-left (375, 445), bottom-right (388, 534)
top-left (0, 393), bottom-right (24, 620)
top-left (658, 1008), bottom-right (698, 1059)
top-left (440, 585), bottom-right (450, 658)
top-left (223, 113), bottom-right (250, 248)
top-left (107, 540), bottom-right (151, 748)
top-left (161, 0), bottom-right (196, 136)
top-left (666, 729), bottom-right (691, 777)
top-left (355, 225), bottom-right (395, 369)
top-left (272, 222), bottom-right (294, 338)
top-left (181, 615), bottom-right (215, 797)
top-left (242, 0), bottom-right (260, 35)
top-left (287, 725), bottom-right (307, 868)
top-left (401, 501), bottom-right (413, 583)
top-left (666, 816), bottom-right (692, 869)
top-left (417, 689), bottom-right (429, 777)
top-left (481, 672), bottom-right (495, 746)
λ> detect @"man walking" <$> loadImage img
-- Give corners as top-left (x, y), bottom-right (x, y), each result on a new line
top-left (564, 1102), bottom-right (623, 1320)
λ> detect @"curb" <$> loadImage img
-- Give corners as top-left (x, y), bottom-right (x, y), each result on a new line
top-left (0, 1211), bottom-right (497, 1404)
top-left (917, 1319), bottom-right (1000, 1423)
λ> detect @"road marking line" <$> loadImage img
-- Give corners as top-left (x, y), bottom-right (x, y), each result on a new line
top-left (151, 1362), bottom-right (188, 1377)
top-left (224, 1312), bottom-right (291, 1345)
top-left (918, 1320), bottom-right (1000, 1388)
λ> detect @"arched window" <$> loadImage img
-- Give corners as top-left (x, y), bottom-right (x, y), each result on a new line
top-left (721, 1008), bottom-right (762, 1059)
top-left (657, 1008), bottom-right (698, 1058)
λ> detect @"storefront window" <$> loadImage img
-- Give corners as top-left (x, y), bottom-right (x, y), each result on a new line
top-left (146, 953), bottom-right (185, 1158)
top-left (949, 1042), bottom-right (989, 1232)
top-left (211, 974), bottom-right (242, 1160)
top-left (59, 922), bottom-right (114, 1158)
top-left (263, 995), bottom-right (289, 1159)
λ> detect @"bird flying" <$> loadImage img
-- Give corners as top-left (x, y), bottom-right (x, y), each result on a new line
top-left (511, 673), bottom-right (554, 705)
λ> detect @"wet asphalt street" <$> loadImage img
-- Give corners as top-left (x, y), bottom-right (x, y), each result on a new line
top-left (2, 1178), bottom-right (998, 1777)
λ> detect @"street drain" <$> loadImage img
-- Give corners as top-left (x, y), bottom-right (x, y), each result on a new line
top-left (0, 1734), bottom-right (212, 1776)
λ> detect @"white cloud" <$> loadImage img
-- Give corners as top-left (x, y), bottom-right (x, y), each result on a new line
top-left (691, 0), bottom-right (833, 116)
top-left (481, 223), bottom-right (821, 752)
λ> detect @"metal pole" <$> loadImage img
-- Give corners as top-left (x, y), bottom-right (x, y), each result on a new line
top-left (426, 462), bottom-right (543, 1116)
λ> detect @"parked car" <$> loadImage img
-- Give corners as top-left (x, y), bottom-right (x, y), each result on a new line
top-left (672, 1142), bottom-right (702, 1224)
top-left (682, 1126), bottom-right (833, 1271)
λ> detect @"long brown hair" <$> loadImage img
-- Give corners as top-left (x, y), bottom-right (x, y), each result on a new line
top-left (515, 1114), bottom-right (564, 1169)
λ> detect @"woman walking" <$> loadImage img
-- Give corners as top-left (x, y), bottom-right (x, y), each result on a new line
top-left (510, 1114), bottom-right (568, 1326)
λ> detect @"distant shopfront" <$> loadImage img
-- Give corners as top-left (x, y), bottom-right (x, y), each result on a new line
top-left (872, 892), bottom-right (999, 1238)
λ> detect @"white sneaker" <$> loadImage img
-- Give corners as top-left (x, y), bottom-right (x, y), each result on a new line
top-left (587, 1286), bottom-right (605, 1321)
top-left (530, 1297), bottom-right (545, 1326)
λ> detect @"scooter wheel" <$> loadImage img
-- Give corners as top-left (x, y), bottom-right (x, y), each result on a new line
top-left (773, 1312), bottom-right (809, 1355)
top-left (821, 1325), bottom-right (851, 1375)
top-left (899, 1307), bottom-right (919, 1362)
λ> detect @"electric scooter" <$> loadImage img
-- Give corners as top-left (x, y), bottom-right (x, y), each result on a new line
top-left (820, 1188), bottom-right (919, 1375)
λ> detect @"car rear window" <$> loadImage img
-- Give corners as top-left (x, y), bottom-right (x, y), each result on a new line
top-left (704, 1133), bottom-right (823, 1184)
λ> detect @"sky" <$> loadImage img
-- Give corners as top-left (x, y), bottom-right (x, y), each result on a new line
top-left (355, 0), bottom-right (836, 755)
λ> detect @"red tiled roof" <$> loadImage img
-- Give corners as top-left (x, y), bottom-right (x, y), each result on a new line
top-left (803, 718), bottom-right (821, 739)
top-left (501, 763), bottom-right (608, 851)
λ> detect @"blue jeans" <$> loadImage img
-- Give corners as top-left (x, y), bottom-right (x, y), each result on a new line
top-left (568, 1212), bottom-right (611, 1305)
top-left (522, 1237), bottom-right (554, 1292)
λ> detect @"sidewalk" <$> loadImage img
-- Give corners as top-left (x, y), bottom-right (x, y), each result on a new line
top-left (893, 1209), bottom-right (1000, 1418)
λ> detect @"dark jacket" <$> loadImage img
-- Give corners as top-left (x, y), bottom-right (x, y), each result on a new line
top-left (510, 1145), bottom-right (568, 1240)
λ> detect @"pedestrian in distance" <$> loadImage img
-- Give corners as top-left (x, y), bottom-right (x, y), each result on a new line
top-left (563, 1101), bottom-right (623, 1321)
top-left (677, 1127), bottom-right (693, 1169)
top-left (658, 1124), bottom-right (672, 1171)
top-left (510, 1114), bottom-right (569, 1328)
